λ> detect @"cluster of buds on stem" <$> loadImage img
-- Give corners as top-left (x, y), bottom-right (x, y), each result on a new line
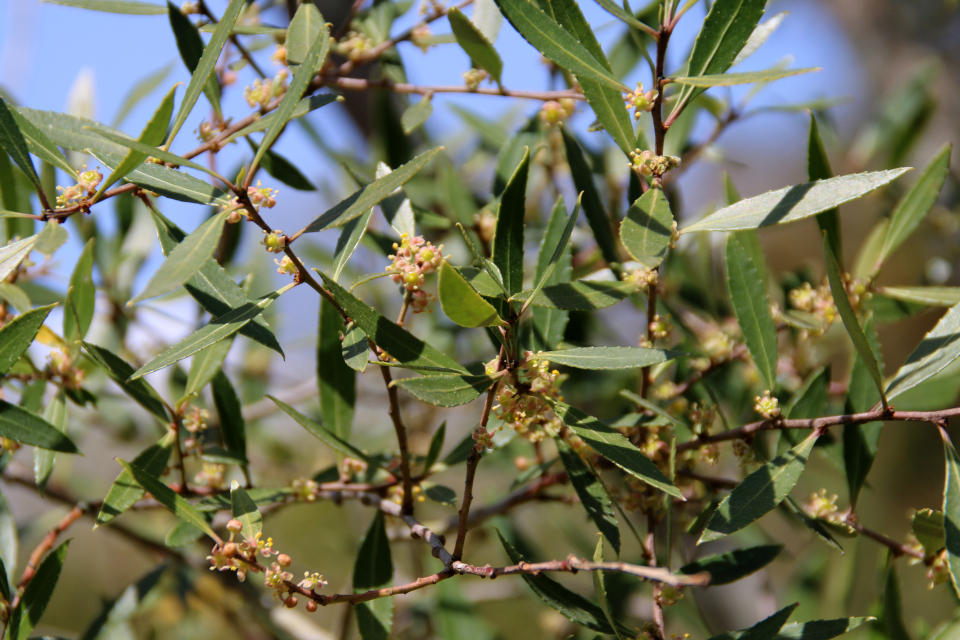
top-left (624, 83), bottom-right (658, 120)
top-left (335, 31), bottom-right (375, 62)
top-left (262, 230), bottom-right (287, 253)
top-left (463, 68), bottom-right (489, 91)
top-left (244, 70), bottom-right (288, 109)
top-left (221, 181), bottom-right (278, 224)
top-left (55, 166), bottom-right (102, 208)
top-left (788, 281), bottom-right (837, 330)
top-left (754, 390), bottom-right (781, 419)
top-left (47, 348), bottom-right (85, 389)
top-left (271, 44), bottom-right (287, 66)
top-left (195, 119), bottom-right (232, 146)
top-left (291, 477), bottom-right (320, 502)
top-left (539, 99), bottom-right (576, 126)
top-left (386, 233), bottom-right (444, 314)
top-left (411, 24), bottom-right (433, 52)
top-left (486, 352), bottom-right (567, 443)
top-left (629, 149), bottom-right (681, 179)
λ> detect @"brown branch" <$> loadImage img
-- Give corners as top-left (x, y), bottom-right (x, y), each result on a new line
top-left (440, 472), bottom-right (570, 533)
top-left (379, 364), bottom-right (415, 516)
top-left (320, 76), bottom-right (585, 101)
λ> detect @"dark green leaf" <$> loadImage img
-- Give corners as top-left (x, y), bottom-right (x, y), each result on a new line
top-left (622, 187), bottom-right (674, 268)
top-left (424, 422), bottom-right (446, 472)
top-left (255, 144), bottom-right (317, 191)
top-left (342, 322), bottom-right (369, 372)
top-left (96, 436), bottom-right (174, 527)
top-left (319, 298), bottom-right (355, 441)
top-left (449, 7), bottom-right (503, 84)
top-left (422, 483), bottom-right (457, 506)
top-left (808, 114), bottom-right (842, 261)
top-left (681, 169), bottom-right (911, 233)
top-left (706, 603), bottom-right (799, 640)
top-left (79, 565), bottom-right (169, 640)
top-left (531, 197), bottom-right (573, 351)
top-left (880, 564), bottom-right (912, 640)
top-left (529, 346), bottom-right (681, 370)
top-left (513, 280), bottom-right (638, 310)
top-left (194, 487), bottom-right (293, 512)
top-left (493, 147), bottom-right (529, 296)
top-left (0, 305), bottom-right (54, 376)
top-left (34, 391), bottom-right (66, 493)
top-left (223, 94), bottom-right (339, 144)
top-left (267, 395), bottom-right (377, 468)
top-left (842, 311), bottom-right (882, 507)
top-left (0, 401), bottom-right (80, 453)
top-left (393, 374), bottom-right (494, 407)
top-left (86, 124), bottom-right (222, 180)
top-left (353, 512), bottom-right (393, 640)
top-left (286, 1), bottom-right (326, 71)
top-left (726, 232), bottom-right (778, 390)
top-left (700, 432), bottom-right (818, 543)
top-left (942, 429), bottom-right (960, 599)
top-left (90, 150), bottom-right (224, 204)
top-left (168, 1), bottom-right (221, 118)
top-left (5, 104), bottom-right (75, 179)
top-left (591, 536), bottom-right (625, 639)
top-left (230, 480), bottom-right (262, 541)
top-left (562, 131), bottom-right (620, 271)
top-left (0, 98), bottom-right (42, 198)
top-left (117, 459), bottom-right (219, 541)
top-left (43, 0), bottom-right (166, 13)
top-left (15, 107), bottom-right (127, 157)
top-left (774, 617), bottom-right (873, 640)
top-left (183, 336), bottom-right (234, 401)
top-left (83, 342), bottom-right (168, 421)
top-left (439, 262), bottom-right (505, 327)
top-left (550, 400), bottom-right (682, 498)
top-left (212, 370), bottom-right (247, 463)
top-left (524, 196), bottom-right (580, 315)
top-left (63, 239), bottom-right (95, 344)
top-left (678, 544), bottom-right (782, 585)
top-left (558, 439), bottom-right (619, 555)
top-left (7, 540), bottom-right (69, 640)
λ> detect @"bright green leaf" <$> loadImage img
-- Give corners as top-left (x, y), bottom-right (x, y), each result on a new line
top-left (622, 187), bottom-right (674, 268)
top-left (529, 346), bottom-right (682, 370)
top-left (96, 435), bottom-right (174, 527)
top-left (678, 544), bottom-right (782, 586)
top-left (558, 439), bottom-right (619, 555)
top-left (0, 305), bottom-right (54, 376)
top-left (513, 280), bottom-right (637, 310)
top-left (230, 480), bottom-right (262, 541)
top-left (439, 262), bottom-right (505, 327)
top-left (727, 232), bottom-right (778, 390)
top-left (118, 459), bottom-right (219, 541)
top-left (286, 1), bottom-right (325, 71)
top-left (401, 96), bottom-right (433, 134)
top-left (7, 540), bottom-right (70, 640)
top-left (449, 7), bottom-right (503, 84)
top-left (0, 235), bottom-right (38, 282)
top-left (183, 336), bottom-right (234, 402)
top-left (353, 512), bottom-right (393, 640)
top-left (393, 373), bottom-right (495, 407)
top-left (63, 238), bottom-right (95, 343)
top-left (0, 401), bottom-right (81, 453)
top-left (941, 429), bottom-right (960, 599)
top-left (83, 342), bottom-right (169, 421)
top-left (319, 298), bottom-right (355, 441)
top-left (43, 0), bottom-right (166, 14)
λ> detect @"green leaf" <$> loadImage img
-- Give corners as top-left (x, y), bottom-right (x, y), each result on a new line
top-left (342, 322), bottom-right (369, 372)
top-left (286, 1), bottom-right (326, 71)
top-left (267, 395), bottom-right (377, 468)
top-left (558, 439), bottom-right (619, 555)
top-left (96, 83), bottom-right (178, 200)
top-left (131, 283), bottom-right (294, 380)
top-left (706, 603), bottom-right (799, 640)
top-left (392, 374), bottom-right (495, 407)
top-left (439, 262), bottom-right (505, 327)
top-left (524, 196), bottom-right (580, 315)
top-left (212, 370), bottom-right (247, 463)
top-left (493, 0), bottom-right (627, 91)
top-left (422, 482), bottom-right (457, 506)
top-left (33, 221), bottom-right (68, 257)
top-left (0, 283), bottom-right (34, 314)
top-left (34, 391), bottom-right (66, 493)
top-left (678, 544), bottom-right (782, 586)
top-left (513, 280), bottom-right (638, 310)
top-left (0, 235), bottom-right (38, 282)
top-left (942, 429), bottom-right (960, 599)
top-left (732, 12), bottom-right (787, 67)
top-left (333, 209), bottom-right (373, 282)
top-left (875, 144), bottom-right (952, 274)
top-left (823, 235), bottom-right (886, 406)
top-left (167, 0), bottom-right (244, 145)
top-left (880, 564), bottom-right (912, 640)
top-left (353, 511), bottom-right (393, 640)
top-left (223, 94), bottom-right (339, 144)
top-left (680, 169), bottom-right (911, 234)
top-left (842, 311), bottom-right (882, 507)
top-left (296, 147), bottom-right (442, 236)
top-left (79, 564), bottom-right (169, 640)
top-left (493, 147), bottom-right (529, 297)
top-left (230, 480), bottom-right (262, 541)
top-left (319, 298), bottom-right (355, 441)
top-left (150, 208), bottom-right (283, 355)
top-left (131, 210), bottom-right (229, 304)
top-left (449, 7), bottom-right (503, 84)
top-left (63, 239), bottom-right (96, 344)
top-left (726, 232), bottom-right (778, 390)
top-left (0, 490), bottom-right (16, 591)
top-left (497, 531), bottom-right (633, 636)
top-left (88, 122), bottom-right (223, 180)
top-left (168, 1), bottom-right (221, 119)
top-left (96, 435), bottom-right (174, 527)
top-left (562, 131), bottom-right (621, 271)
top-left (0, 305), bottom-right (54, 376)
top-left (672, 0), bottom-right (768, 115)
top-left (42, 0), bottom-right (166, 13)
top-left (876, 286), bottom-right (960, 307)
top-left (700, 432), bottom-right (818, 543)
top-left (6, 104), bottom-right (76, 179)
top-left (774, 617), bottom-right (874, 640)
top-left (90, 150), bottom-right (224, 204)
top-left (550, 400), bottom-right (682, 498)
top-left (15, 107), bottom-right (127, 157)
top-left (0, 401), bottom-right (80, 453)
top-left (316, 271), bottom-right (466, 373)
top-left (183, 336), bottom-right (234, 401)
top-left (808, 114), bottom-right (842, 261)
top-left (83, 342), bottom-right (169, 421)
top-left (119, 459), bottom-right (220, 541)
top-left (621, 187), bottom-right (674, 268)
top-left (113, 62), bottom-right (173, 126)
top-left (911, 508), bottom-right (945, 556)
top-left (531, 198), bottom-right (573, 351)
top-left (401, 96), bottom-right (433, 134)
top-left (591, 536), bottom-right (625, 640)
top-left (254, 142), bottom-right (316, 191)
top-left (529, 346), bottom-right (681, 370)
top-left (251, 23), bottom-right (330, 175)
top-left (671, 67), bottom-right (819, 87)
top-left (0, 98), bottom-right (43, 198)
top-left (7, 540), bottom-right (69, 640)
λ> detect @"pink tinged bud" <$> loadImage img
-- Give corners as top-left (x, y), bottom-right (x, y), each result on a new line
top-left (277, 553), bottom-right (292, 567)
top-left (226, 519), bottom-right (243, 533)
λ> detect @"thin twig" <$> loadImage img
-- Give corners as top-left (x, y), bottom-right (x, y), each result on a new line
top-left (320, 76), bottom-right (585, 101)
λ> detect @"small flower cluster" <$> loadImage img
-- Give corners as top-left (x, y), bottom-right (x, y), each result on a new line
top-left (56, 166), bottom-right (102, 208)
top-left (194, 462), bottom-right (226, 489)
top-left (754, 390), bottom-right (780, 419)
top-left (625, 266), bottom-right (658, 290)
top-left (656, 585), bottom-right (684, 608)
top-left (292, 477), bottom-right (320, 502)
top-left (788, 281), bottom-right (836, 327)
top-left (208, 520), bottom-right (278, 583)
top-left (47, 348), bottom-right (85, 389)
top-left (244, 69), bottom-right (288, 109)
top-left (472, 425), bottom-right (494, 452)
top-left (195, 119), bottom-right (231, 145)
top-left (220, 181), bottom-right (279, 223)
top-left (629, 150), bottom-right (681, 178)
top-left (486, 352), bottom-right (567, 443)
top-left (182, 405), bottom-right (209, 452)
top-left (411, 24), bottom-right (433, 52)
top-left (271, 44), bottom-right (287, 66)
top-left (463, 68), bottom-right (489, 91)
top-left (262, 230), bottom-right (287, 253)
top-left (386, 233), bottom-right (444, 313)
top-left (341, 457), bottom-right (368, 481)
top-left (624, 83), bottom-right (658, 119)
top-left (539, 99), bottom-right (576, 126)
top-left (335, 31), bottom-right (375, 62)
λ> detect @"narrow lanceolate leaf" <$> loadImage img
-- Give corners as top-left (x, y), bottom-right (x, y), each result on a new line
top-left (671, 67), bottom-right (818, 87)
top-left (673, 0), bottom-right (768, 114)
top-left (681, 169), bottom-right (911, 234)
top-left (150, 209), bottom-right (282, 355)
top-left (0, 235), bottom-right (38, 282)
top-left (131, 283), bottom-right (294, 380)
top-left (113, 62), bottom-right (172, 126)
top-left (0, 305), bottom-right (54, 376)
top-left (167, 0), bottom-right (245, 145)
top-left (80, 564), bottom-right (168, 640)
top-left (7, 540), bottom-right (69, 640)
top-left (493, 147), bottom-right (529, 297)
top-left (0, 401), bottom-right (80, 453)
top-left (439, 262), bottom-right (505, 328)
top-left (562, 132), bottom-right (621, 271)
top-left (677, 544), bottom-right (782, 586)
top-left (622, 187), bottom-right (674, 268)
top-left (823, 236), bottom-right (886, 406)
top-left (43, 0), bottom-right (166, 13)
top-left (550, 400), bottom-right (682, 498)
top-left (342, 323), bottom-right (369, 372)
top-left (401, 97), bottom-right (433, 134)
top-left (940, 429), bottom-right (960, 599)
top-left (333, 209), bottom-right (373, 281)
top-left (230, 481), bottom-right (262, 542)
top-left (0, 490), bottom-right (17, 590)
top-left (843, 311), bottom-right (882, 507)
top-left (732, 12), bottom-right (787, 66)
top-left (82, 343), bottom-right (168, 421)
top-left (267, 396), bottom-right (376, 468)
top-left (6, 105), bottom-right (75, 179)
top-left (558, 439), bottom-right (619, 555)
top-left (393, 374), bottom-right (495, 407)
top-left (319, 298), bottom-right (355, 441)
top-left (183, 336), bottom-right (234, 401)
top-left (353, 512), bottom-right (394, 640)
top-left (96, 435), bottom-right (173, 527)
top-left (224, 94), bottom-right (339, 143)
top-left (808, 114), bottom-right (842, 261)
top-left (497, 531), bottom-right (634, 636)
top-left (131, 210), bottom-right (229, 304)
top-left (251, 21), bottom-right (330, 175)
top-left (877, 286), bottom-right (960, 307)
top-left (90, 150), bottom-right (224, 204)
top-left (726, 233), bottom-right (778, 390)
top-left (119, 460), bottom-right (220, 543)
top-left (513, 281), bottom-right (638, 310)
top-left (494, 0), bottom-right (628, 91)
top-left (700, 432), bottom-right (818, 543)
top-left (168, 1), bottom-right (221, 119)
top-left (212, 370), bottom-right (246, 462)
top-left (774, 617), bottom-right (874, 640)
top-left (89, 124), bottom-right (222, 180)
top-left (317, 271), bottom-right (466, 373)
top-left (529, 346), bottom-right (681, 370)
top-left (63, 239), bottom-right (96, 344)
top-left (875, 144), bottom-right (952, 274)
top-left (0, 98), bottom-right (43, 197)
top-left (286, 1), bottom-right (325, 70)
top-left (34, 391), bottom-right (66, 493)
top-left (449, 7), bottom-right (503, 84)
top-left (96, 83), bottom-right (177, 200)
top-left (295, 147), bottom-right (443, 236)
top-left (525, 196), bottom-right (580, 315)
top-left (706, 603), bottom-right (798, 640)
top-left (881, 564), bottom-right (912, 640)
top-left (591, 537), bottom-right (625, 640)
